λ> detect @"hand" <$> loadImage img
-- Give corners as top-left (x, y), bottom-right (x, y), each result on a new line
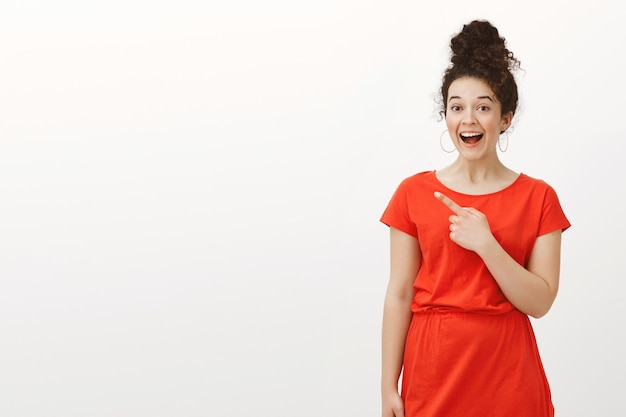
top-left (382, 390), bottom-right (404, 417)
top-left (434, 191), bottom-right (496, 254)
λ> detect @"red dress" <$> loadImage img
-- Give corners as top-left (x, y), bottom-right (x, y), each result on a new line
top-left (381, 171), bottom-right (570, 417)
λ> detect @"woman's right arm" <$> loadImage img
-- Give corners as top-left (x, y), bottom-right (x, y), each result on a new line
top-left (381, 227), bottom-right (422, 417)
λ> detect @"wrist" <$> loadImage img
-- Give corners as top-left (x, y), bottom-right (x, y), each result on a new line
top-left (381, 382), bottom-right (400, 395)
top-left (477, 234), bottom-right (500, 259)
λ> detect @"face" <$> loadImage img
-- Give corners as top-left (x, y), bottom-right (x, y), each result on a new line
top-left (445, 77), bottom-right (512, 160)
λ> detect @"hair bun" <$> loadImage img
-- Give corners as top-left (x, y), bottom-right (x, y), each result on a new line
top-left (449, 20), bottom-right (519, 73)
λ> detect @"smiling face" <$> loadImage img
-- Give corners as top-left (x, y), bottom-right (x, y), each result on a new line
top-left (445, 77), bottom-right (512, 161)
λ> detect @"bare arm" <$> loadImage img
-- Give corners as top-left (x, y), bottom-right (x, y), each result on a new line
top-left (478, 229), bottom-right (561, 318)
top-left (381, 227), bottom-right (421, 417)
top-left (434, 191), bottom-right (563, 318)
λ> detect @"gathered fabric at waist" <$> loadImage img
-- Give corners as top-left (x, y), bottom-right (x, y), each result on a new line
top-left (401, 307), bottom-right (553, 417)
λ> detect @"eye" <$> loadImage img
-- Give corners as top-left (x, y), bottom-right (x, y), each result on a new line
top-left (449, 105), bottom-right (461, 112)
top-left (477, 105), bottom-right (490, 111)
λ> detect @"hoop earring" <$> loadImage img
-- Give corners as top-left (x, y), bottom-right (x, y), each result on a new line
top-left (498, 131), bottom-right (509, 152)
top-left (439, 130), bottom-right (456, 153)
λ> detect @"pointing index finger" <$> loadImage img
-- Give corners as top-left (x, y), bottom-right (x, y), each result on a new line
top-left (434, 191), bottom-right (463, 215)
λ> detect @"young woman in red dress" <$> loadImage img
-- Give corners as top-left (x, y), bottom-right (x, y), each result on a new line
top-left (380, 20), bottom-right (570, 417)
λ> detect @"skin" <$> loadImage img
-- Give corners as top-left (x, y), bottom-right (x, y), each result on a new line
top-left (381, 76), bottom-right (563, 417)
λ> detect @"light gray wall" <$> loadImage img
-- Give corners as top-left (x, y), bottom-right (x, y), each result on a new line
top-left (1, 1), bottom-right (624, 416)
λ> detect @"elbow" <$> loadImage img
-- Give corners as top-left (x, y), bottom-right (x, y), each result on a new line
top-left (385, 290), bottom-right (414, 306)
top-left (527, 283), bottom-right (559, 319)
top-left (528, 309), bottom-right (548, 319)
top-left (527, 299), bottom-right (556, 319)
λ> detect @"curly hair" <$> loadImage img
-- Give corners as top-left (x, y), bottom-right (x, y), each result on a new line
top-left (439, 20), bottom-right (521, 121)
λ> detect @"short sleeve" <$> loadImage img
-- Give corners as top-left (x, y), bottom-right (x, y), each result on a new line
top-left (537, 185), bottom-right (571, 236)
top-left (380, 180), bottom-right (418, 238)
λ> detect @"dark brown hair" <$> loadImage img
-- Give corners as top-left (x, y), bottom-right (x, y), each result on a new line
top-left (439, 20), bottom-right (521, 122)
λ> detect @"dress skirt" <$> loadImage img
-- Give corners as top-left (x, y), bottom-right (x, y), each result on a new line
top-left (401, 309), bottom-right (554, 417)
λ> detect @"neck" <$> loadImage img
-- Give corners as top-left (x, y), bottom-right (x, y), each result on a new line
top-left (447, 157), bottom-right (510, 183)
top-left (435, 158), bottom-right (519, 195)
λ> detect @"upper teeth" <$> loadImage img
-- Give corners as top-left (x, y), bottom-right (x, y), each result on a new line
top-left (461, 133), bottom-right (482, 137)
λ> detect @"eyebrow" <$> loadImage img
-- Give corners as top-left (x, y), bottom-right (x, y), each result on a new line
top-left (448, 95), bottom-right (495, 102)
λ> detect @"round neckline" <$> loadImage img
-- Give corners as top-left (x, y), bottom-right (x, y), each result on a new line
top-left (432, 170), bottom-right (525, 197)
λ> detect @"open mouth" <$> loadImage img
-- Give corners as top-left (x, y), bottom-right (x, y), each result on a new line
top-left (460, 132), bottom-right (483, 144)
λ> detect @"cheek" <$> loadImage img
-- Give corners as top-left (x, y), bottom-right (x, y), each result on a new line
top-left (489, 118), bottom-right (503, 132)
top-left (445, 116), bottom-right (459, 133)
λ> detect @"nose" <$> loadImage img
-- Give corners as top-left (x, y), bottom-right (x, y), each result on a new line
top-left (461, 109), bottom-right (476, 124)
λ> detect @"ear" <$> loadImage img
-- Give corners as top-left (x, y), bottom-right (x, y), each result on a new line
top-left (500, 111), bottom-right (513, 131)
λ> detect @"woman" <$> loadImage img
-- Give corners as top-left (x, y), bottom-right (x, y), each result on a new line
top-left (380, 20), bottom-right (570, 417)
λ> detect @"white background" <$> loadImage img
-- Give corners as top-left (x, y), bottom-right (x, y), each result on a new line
top-left (1, 1), bottom-right (624, 416)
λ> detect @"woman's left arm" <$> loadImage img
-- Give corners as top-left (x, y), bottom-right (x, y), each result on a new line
top-left (478, 229), bottom-right (562, 318)
top-left (435, 191), bottom-right (563, 318)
